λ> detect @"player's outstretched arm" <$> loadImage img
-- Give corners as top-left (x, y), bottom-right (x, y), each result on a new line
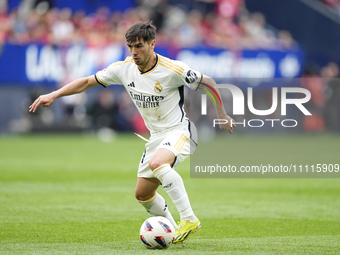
top-left (199, 75), bottom-right (236, 133)
top-left (29, 75), bottom-right (99, 113)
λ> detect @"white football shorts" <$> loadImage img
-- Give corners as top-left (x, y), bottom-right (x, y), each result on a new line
top-left (137, 120), bottom-right (198, 178)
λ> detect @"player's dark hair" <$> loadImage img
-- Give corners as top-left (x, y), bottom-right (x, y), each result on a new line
top-left (125, 21), bottom-right (156, 44)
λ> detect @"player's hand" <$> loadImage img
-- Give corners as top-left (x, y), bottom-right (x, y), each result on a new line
top-left (219, 114), bottom-right (236, 134)
top-left (29, 93), bottom-right (56, 113)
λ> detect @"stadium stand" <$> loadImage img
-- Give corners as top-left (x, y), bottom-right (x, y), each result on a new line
top-left (1, 0), bottom-right (295, 50)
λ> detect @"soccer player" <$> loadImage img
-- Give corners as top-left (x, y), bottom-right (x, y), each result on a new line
top-left (29, 21), bottom-right (235, 243)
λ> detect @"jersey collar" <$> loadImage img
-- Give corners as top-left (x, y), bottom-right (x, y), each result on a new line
top-left (137, 54), bottom-right (159, 75)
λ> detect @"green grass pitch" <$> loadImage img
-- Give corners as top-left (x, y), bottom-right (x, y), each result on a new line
top-left (0, 134), bottom-right (339, 254)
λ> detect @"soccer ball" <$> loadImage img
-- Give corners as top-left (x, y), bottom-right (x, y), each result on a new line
top-left (139, 216), bottom-right (175, 249)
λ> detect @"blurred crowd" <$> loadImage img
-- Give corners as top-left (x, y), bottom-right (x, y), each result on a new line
top-left (301, 61), bottom-right (340, 133)
top-left (0, 0), bottom-right (296, 50)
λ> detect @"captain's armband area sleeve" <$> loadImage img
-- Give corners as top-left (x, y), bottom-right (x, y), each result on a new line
top-left (183, 69), bottom-right (202, 91)
top-left (175, 61), bottom-right (202, 91)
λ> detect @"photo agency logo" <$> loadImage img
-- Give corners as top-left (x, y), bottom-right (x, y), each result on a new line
top-left (200, 83), bottom-right (312, 128)
top-left (190, 79), bottom-right (340, 178)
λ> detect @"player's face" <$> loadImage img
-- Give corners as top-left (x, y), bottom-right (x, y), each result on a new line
top-left (127, 38), bottom-right (155, 67)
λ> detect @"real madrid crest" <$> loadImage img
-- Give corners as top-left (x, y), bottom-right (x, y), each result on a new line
top-left (154, 82), bottom-right (162, 93)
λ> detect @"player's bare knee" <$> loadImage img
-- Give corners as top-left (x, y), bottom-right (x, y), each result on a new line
top-left (134, 189), bottom-right (144, 201)
top-left (149, 159), bottom-right (162, 171)
top-left (135, 189), bottom-right (153, 202)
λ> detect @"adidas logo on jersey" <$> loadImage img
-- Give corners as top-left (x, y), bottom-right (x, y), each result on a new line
top-left (128, 82), bottom-right (135, 87)
top-left (163, 142), bottom-right (171, 146)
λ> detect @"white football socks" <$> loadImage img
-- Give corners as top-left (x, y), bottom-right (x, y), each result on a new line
top-left (138, 192), bottom-right (177, 228)
top-left (153, 164), bottom-right (196, 223)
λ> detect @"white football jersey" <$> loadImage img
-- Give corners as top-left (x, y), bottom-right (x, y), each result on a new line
top-left (95, 54), bottom-right (202, 134)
